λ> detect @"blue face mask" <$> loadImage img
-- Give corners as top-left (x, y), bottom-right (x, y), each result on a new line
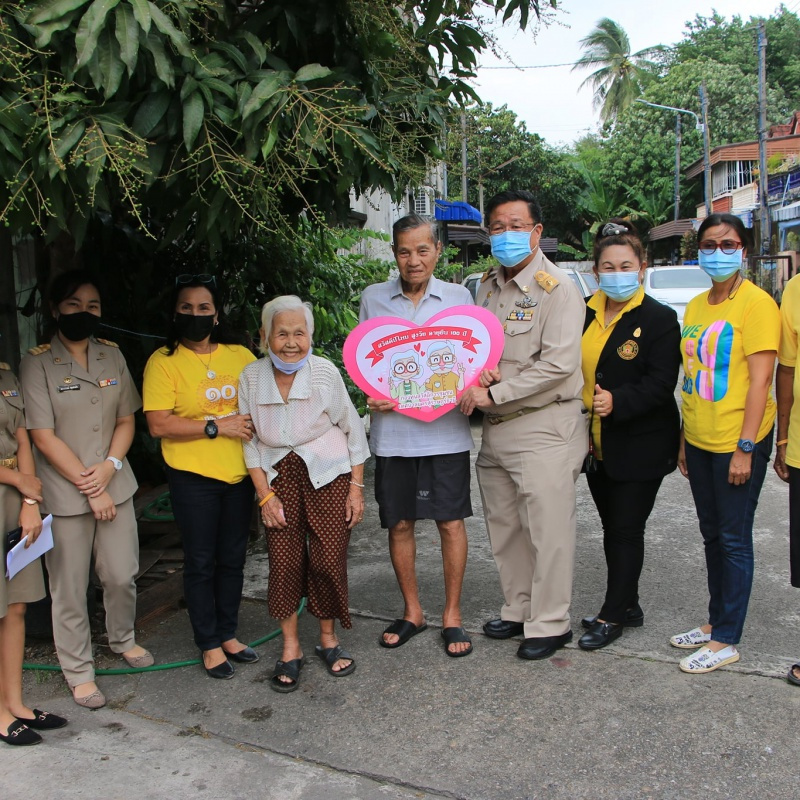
top-left (490, 230), bottom-right (534, 268)
top-left (598, 272), bottom-right (641, 302)
top-left (268, 348), bottom-right (310, 375)
top-left (698, 249), bottom-right (743, 282)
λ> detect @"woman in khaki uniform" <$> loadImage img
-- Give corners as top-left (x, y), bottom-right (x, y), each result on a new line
top-left (0, 365), bottom-right (67, 745)
top-left (20, 271), bottom-right (152, 709)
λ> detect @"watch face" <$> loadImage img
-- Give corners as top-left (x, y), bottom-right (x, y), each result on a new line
top-left (738, 439), bottom-right (755, 452)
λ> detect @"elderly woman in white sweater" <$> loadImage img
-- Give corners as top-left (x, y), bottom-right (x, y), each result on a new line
top-left (238, 296), bottom-right (369, 693)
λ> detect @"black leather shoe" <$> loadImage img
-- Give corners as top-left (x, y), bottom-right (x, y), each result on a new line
top-left (204, 658), bottom-right (235, 680)
top-left (516, 631), bottom-right (572, 660)
top-left (581, 604), bottom-right (644, 630)
top-left (578, 621), bottom-right (624, 650)
top-left (483, 619), bottom-right (525, 639)
top-left (224, 646), bottom-right (259, 664)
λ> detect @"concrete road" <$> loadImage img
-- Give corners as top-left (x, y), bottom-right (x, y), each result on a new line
top-left (4, 420), bottom-right (799, 800)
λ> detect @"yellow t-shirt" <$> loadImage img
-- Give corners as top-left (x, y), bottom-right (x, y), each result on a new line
top-left (681, 280), bottom-right (779, 452)
top-left (778, 273), bottom-right (800, 468)
top-left (143, 343), bottom-right (256, 483)
top-left (581, 286), bottom-right (645, 459)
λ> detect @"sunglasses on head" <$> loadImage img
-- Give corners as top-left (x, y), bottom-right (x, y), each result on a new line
top-left (175, 274), bottom-right (217, 288)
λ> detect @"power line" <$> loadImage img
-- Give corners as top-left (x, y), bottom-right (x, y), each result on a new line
top-left (478, 61), bottom-right (575, 70)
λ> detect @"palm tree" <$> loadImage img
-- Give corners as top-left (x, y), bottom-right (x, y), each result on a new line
top-left (572, 18), bottom-right (663, 124)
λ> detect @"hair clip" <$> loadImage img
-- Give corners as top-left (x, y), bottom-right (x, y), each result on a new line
top-left (601, 223), bottom-right (628, 237)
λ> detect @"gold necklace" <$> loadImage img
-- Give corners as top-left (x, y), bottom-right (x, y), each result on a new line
top-left (727, 274), bottom-right (743, 300)
top-left (191, 348), bottom-right (215, 379)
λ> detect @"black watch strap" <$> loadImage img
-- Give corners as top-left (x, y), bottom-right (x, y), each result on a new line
top-left (204, 420), bottom-right (218, 439)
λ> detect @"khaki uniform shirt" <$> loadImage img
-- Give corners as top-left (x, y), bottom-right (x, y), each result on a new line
top-left (478, 249), bottom-right (585, 415)
top-left (20, 336), bottom-right (140, 516)
top-left (0, 366), bottom-right (24, 463)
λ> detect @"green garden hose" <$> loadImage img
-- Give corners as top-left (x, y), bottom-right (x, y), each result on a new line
top-left (23, 597), bottom-right (306, 674)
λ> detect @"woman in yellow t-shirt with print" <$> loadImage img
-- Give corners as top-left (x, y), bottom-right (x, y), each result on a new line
top-left (675, 214), bottom-right (779, 674)
top-left (143, 275), bottom-right (257, 680)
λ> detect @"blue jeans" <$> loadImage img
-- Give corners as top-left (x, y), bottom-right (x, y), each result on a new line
top-left (685, 431), bottom-right (773, 645)
top-left (167, 467), bottom-right (254, 651)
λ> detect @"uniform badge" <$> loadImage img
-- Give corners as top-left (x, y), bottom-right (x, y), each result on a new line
top-left (515, 295), bottom-right (537, 309)
top-left (507, 310), bottom-right (534, 322)
top-left (63, 377), bottom-right (73, 384)
top-left (98, 351), bottom-right (107, 359)
top-left (53, 357), bottom-right (62, 364)
top-left (617, 340), bottom-right (639, 360)
top-left (0, 389), bottom-right (19, 397)
top-left (633, 327), bottom-right (641, 338)
top-left (99, 378), bottom-right (118, 388)
top-left (57, 384), bottom-right (80, 392)
top-left (521, 285), bottom-right (530, 293)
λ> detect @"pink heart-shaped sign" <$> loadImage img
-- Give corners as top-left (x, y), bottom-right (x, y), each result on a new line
top-left (343, 305), bottom-right (505, 422)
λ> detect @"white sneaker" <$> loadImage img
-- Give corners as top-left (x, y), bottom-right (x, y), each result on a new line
top-left (669, 627), bottom-right (712, 649)
top-left (679, 645), bottom-right (739, 674)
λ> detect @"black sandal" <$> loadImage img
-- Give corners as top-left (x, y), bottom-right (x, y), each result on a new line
top-left (269, 657), bottom-right (305, 693)
top-left (441, 627), bottom-right (473, 658)
top-left (315, 644), bottom-right (356, 677)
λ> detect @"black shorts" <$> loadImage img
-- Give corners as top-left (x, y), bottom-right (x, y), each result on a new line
top-left (374, 452), bottom-right (473, 529)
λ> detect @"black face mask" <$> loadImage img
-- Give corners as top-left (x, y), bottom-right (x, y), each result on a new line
top-left (57, 312), bottom-right (101, 342)
top-left (174, 313), bottom-right (216, 342)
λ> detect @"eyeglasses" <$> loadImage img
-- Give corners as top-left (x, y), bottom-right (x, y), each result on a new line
top-left (698, 240), bottom-right (743, 255)
top-left (600, 223), bottom-right (629, 237)
top-left (175, 273), bottom-right (217, 287)
top-left (487, 222), bottom-right (536, 235)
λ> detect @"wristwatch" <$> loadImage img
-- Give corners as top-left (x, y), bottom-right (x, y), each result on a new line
top-left (106, 456), bottom-right (123, 471)
top-left (737, 438), bottom-right (755, 453)
top-left (23, 497), bottom-right (38, 505)
top-left (204, 420), bottom-right (219, 439)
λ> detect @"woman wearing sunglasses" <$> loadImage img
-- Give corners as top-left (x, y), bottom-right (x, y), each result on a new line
top-left (674, 213), bottom-right (779, 673)
top-left (143, 275), bottom-right (257, 679)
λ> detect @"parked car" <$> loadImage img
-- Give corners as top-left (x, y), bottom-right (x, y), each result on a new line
top-left (643, 266), bottom-right (712, 325)
top-left (462, 268), bottom-right (598, 301)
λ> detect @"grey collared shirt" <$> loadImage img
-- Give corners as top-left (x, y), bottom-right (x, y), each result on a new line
top-left (358, 276), bottom-right (475, 457)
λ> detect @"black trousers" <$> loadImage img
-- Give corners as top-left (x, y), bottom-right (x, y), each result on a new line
top-left (789, 466), bottom-right (800, 588)
top-left (167, 467), bottom-right (254, 650)
top-left (586, 463), bottom-right (663, 624)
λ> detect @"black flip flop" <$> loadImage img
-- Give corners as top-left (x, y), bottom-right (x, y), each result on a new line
top-left (269, 657), bottom-right (305, 693)
top-left (441, 626), bottom-right (473, 658)
top-left (788, 663), bottom-right (800, 686)
top-left (315, 644), bottom-right (356, 677)
top-left (379, 619), bottom-right (428, 649)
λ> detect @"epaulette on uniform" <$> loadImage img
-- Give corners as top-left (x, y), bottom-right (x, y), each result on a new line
top-left (534, 270), bottom-right (559, 294)
top-left (96, 338), bottom-right (119, 348)
top-left (0, 362), bottom-right (10, 370)
top-left (480, 269), bottom-right (496, 283)
top-left (28, 344), bottom-right (51, 356)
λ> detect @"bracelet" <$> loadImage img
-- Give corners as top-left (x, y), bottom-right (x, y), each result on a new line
top-left (777, 439), bottom-right (789, 446)
top-left (349, 481), bottom-right (365, 488)
top-left (258, 491), bottom-right (275, 507)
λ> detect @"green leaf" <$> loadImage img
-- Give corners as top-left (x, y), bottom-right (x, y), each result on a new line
top-left (115, 2), bottom-right (139, 75)
top-left (417, 0), bottom-right (444, 38)
top-left (0, 128), bottom-right (24, 162)
top-left (147, 2), bottom-right (191, 57)
top-left (260, 124), bottom-right (278, 159)
top-left (27, 0), bottom-right (91, 25)
top-left (75, 0), bottom-right (121, 69)
top-left (54, 120), bottom-right (87, 161)
top-left (238, 31), bottom-right (267, 66)
top-left (126, 0), bottom-right (150, 33)
top-left (132, 89), bottom-right (171, 135)
top-left (97, 29), bottom-right (124, 98)
top-left (203, 78), bottom-right (236, 102)
top-left (182, 91), bottom-right (204, 152)
top-left (28, 16), bottom-right (77, 47)
top-left (144, 31), bottom-right (174, 88)
top-left (180, 75), bottom-right (198, 103)
top-left (213, 42), bottom-right (248, 74)
top-left (294, 63), bottom-right (332, 83)
top-left (242, 73), bottom-right (283, 120)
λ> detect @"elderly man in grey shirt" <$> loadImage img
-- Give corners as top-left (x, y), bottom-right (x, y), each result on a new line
top-left (359, 213), bottom-right (474, 657)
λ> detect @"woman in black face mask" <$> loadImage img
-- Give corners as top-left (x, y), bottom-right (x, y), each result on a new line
top-left (143, 275), bottom-right (258, 679)
top-left (20, 270), bottom-right (152, 708)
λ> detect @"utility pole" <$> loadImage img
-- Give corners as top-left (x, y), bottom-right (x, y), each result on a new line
top-left (699, 83), bottom-right (712, 218)
top-left (757, 20), bottom-right (771, 255)
top-left (674, 114), bottom-right (682, 221)
top-left (461, 112), bottom-right (468, 203)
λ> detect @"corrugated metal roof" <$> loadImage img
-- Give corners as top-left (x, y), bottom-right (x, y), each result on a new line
top-left (685, 135), bottom-right (800, 178)
top-left (647, 219), bottom-right (696, 241)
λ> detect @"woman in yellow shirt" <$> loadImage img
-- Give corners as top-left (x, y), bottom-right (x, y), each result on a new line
top-left (675, 213), bottom-right (779, 674)
top-left (143, 275), bottom-right (257, 680)
top-left (578, 220), bottom-right (681, 651)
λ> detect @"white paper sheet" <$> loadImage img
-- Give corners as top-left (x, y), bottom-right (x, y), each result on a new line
top-left (6, 514), bottom-right (54, 580)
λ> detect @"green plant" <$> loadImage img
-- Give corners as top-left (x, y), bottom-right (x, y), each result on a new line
top-left (680, 228), bottom-right (698, 261)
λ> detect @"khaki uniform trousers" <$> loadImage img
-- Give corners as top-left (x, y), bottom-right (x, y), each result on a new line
top-left (46, 498), bottom-right (139, 686)
top-left (477, 399), bottom-right (587, 638)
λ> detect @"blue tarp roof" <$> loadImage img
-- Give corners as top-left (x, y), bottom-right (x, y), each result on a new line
top-left (434, 199), bottom-right (482, 224)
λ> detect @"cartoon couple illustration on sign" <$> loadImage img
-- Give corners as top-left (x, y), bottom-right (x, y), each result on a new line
top-left (389, 341), bottom-right (466, 409)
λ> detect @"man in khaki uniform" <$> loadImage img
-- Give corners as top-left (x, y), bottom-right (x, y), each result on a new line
top-left (460, 190), bottom-right (587, 660)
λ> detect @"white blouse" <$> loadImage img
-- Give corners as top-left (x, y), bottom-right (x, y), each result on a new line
top-left (238, 355), bottom-right (369, 488)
